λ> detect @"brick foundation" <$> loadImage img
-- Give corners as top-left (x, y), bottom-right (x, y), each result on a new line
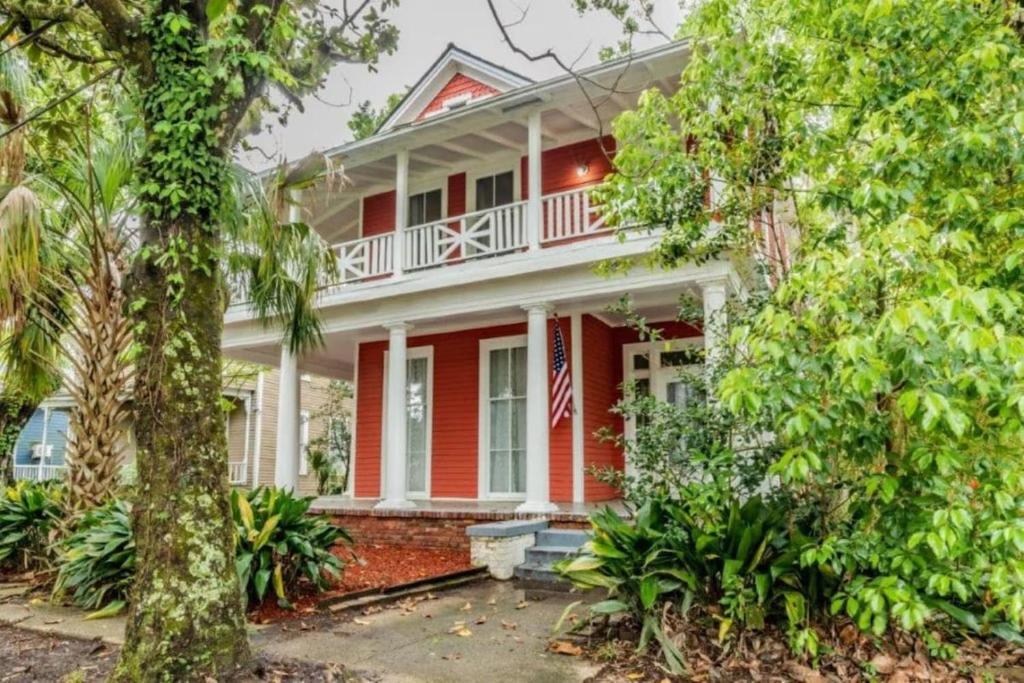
top-left (324, 508), bottom-right (590, 550)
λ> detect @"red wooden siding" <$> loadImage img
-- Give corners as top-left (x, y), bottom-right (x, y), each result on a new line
top-left (417, 74), bottom-right (500, 121)
top-left (611, 320), bottom-right (703, 347)
top-left (361, 190), bottom-right (395, 237)
top-left (447, 173), bottom-right (466, 216)
top-left (354, 320), bottom-right (575, 502)
top-left (581, 315), bottom-right (623, 500)
top-left (520, 136), bottom-right (617, 199)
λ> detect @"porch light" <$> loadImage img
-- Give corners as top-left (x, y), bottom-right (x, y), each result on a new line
top-left (576, 162), bottom-right (590, 177)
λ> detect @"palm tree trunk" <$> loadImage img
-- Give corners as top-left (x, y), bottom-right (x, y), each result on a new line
top-left (64, 230), bottom-right (132, 511)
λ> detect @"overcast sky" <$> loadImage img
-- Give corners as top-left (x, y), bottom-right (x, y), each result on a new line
top-left (244, 0), bottom-right (682, 168)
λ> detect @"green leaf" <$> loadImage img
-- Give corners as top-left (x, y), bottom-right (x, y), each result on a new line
top-left (589, 599), bottom-right (629, 614)
top-left (206, 0), bottom-right (229, 21)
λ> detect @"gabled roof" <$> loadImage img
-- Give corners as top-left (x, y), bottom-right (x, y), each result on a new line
top-left (377, 44), bottom-right (534, 133)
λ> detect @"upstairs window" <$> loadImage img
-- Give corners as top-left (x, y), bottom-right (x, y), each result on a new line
top-left (408, 189), bottom-right (442, 227)
top-left (474, 171), bottom-right (514, 211)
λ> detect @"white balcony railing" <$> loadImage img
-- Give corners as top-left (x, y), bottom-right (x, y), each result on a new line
top-left (226, 185), bottom-right (608, 302)
top-left (541, 187), bottom-right (608, 243)
top-left (14, 464), bottom-right (66, 482)
top-left (404, 200), bottom-right (527, 271)
top-left (333, 232), bottom-right (394, 283)
top-left (228, 461), bottom-right (248, 485)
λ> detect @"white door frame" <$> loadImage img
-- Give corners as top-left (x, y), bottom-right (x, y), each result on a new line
top-left (621, 336), bottom-right (705, 445)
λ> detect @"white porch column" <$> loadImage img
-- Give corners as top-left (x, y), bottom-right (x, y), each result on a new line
top-left (376, 322), bottom-right (415, 509)
top-left (274, 345), bottom-right (301, 490)
top-left (700, 277), bottom-right (730, 373)
top-left (393, 150), bottom-right (409, 277)
top-left (518, 303), bottom-right (558, 513)
top-left (526, 110), bottom-right (543, 250)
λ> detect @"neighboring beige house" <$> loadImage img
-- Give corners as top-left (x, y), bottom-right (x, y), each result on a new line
top-left (224, 367), bottom-right (350, 496)
top-left (12, 366), bottom-right (351, 497)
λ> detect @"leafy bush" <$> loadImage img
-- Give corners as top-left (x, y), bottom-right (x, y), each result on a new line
top-left (53, 499), bottom-right (134, 613)
top-left (232, 487), bottom-right (351, 607)
top-left (0, 480), bottom-right (63, 570)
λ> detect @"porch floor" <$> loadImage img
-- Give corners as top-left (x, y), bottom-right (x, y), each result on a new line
top-left (311, 496), bottom-right (628, 522)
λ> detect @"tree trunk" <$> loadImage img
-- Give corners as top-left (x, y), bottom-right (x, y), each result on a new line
top-left (112, 212), bottom-right (250, 679)
top-left (0, 393), bottom-right (37, 485)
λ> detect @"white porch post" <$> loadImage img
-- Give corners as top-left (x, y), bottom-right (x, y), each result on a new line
top-left (274, 345), bottom-right (301, 490)
top-left (518, 303), bottom-right (558, 513)
top-left (526, 110), bottom-right (543, 250)
top-left (700, 277), bottom-right (730, 374)
top-left (377, 322), bottom-right (415, 509)
top-left (393, 150), bottom-right (409, 277)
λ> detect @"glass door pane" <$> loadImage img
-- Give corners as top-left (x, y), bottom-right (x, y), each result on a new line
top-left (488, 346), bottom-right (527, 495)
top-left (406, 357), bottom-right (429, 494)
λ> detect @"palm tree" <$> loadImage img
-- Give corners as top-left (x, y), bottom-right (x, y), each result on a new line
top-left (0, 51), bottom-right (63, 484)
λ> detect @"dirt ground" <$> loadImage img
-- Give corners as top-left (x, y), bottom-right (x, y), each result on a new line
top-left (0, 625), bottom-right (360, 682)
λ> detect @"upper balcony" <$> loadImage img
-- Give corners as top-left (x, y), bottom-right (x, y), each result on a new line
top-left (329, 184), bottom-right (607, 285)
top-left (229, 42), bottom-right (689, 316)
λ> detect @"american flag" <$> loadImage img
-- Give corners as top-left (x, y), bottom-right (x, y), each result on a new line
top-left (551, 316), bottom-right (573, 428)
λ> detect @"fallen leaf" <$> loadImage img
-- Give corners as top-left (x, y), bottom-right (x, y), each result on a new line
top-left (487, 596), bottom-right (497, 605)
top-left (516, 600), bottom-right (530, 610)
top-left (474, 615), bottom-right (487, 625)
top-left (441, 653), bottom-right (462, 661)
top-left (783, 662), bottom-right (826, 683)
top-left (448, 625), bottom-right (473, 637)
top-left (626, 673), bottom-right (644, 680)
top-left (870, 654), bottom-right (897, 675)
top-left (352, 618), bottom-right (371, 626)
top-left (549, 640), bottom-right (583, 656)
top-left (501, 620), bottom-right (518, 630)
top-left (460, 602), bottom-right (472, 612)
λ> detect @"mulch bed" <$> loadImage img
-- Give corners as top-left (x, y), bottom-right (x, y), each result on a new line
top-left (248, 543), bottom-right (471, 624)
top-left (0, 625), bottom-right (358, 682)
top-left (570, 611), bottom-right (1024, 682)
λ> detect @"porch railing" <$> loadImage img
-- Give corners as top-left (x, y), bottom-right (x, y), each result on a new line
top-left (13, 464), bottom-right (66, 482)
top-left (227, 185), bottom-right (610, 301)
top-left (541, 186), bottom-right (608, 243)
top-left (404, 200), bottom-right (527, 271)
top-left (333, 232), bottom-right (394, 283)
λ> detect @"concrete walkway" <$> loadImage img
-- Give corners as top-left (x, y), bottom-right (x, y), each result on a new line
top-left (0, 581), bottom-right (597, 683)
top-left (255, 581), bottom-right (598, 683)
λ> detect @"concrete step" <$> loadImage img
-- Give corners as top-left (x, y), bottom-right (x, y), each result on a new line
top-left (512, 561), bottom-right (570, 588)
top-left (535, 528), bottom-right (589, 548)
top-left (524, 544), bottom-right (582, 563)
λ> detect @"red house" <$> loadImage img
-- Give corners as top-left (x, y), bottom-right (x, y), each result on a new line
top-left (223, 42), bottom-right (740, 523)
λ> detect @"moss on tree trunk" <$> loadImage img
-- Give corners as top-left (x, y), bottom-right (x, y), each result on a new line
top-left (0, 394), bottom-right (36, 485)
top-left (112, 218), bottom-right (250, 680)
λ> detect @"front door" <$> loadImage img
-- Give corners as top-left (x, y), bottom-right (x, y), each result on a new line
top-left (622, 341), bottom-right (705, 448)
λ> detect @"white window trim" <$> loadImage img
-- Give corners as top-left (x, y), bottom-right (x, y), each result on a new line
top-left (381, 345), bottom-right (434, 499)
top-left (299, 410), bottom-right (310, 476)
top-left (466, 162), bottom-right (521, 213)
top-left (478, 334), bottom-right (529, 501)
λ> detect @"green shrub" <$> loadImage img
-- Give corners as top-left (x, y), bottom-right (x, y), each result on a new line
top-left (0, 480), bottom-right (63, 570)
top-left (232, 487), bottom-right (351, 607)
top-left (53, 499), bottom-right (134, 612)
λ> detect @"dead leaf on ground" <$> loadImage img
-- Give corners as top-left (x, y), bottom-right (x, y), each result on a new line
top-left (448, 624), bottom-right (472, 637)
top-left (515, 600), bottom-right (530, 610)
top-left (549, 640), bottom-right (583, 656)
top-left (459, 602), bottom-right (472, 612)
top-left (352, 618), bottom-right (371, 626)
top-left (487, 596), bottom-right (497, 605)
top-left (441, 653), bottom-right (462, 661)
top-left (870, 654), bottom-right (897, 674)
top-left (783, 662), bottom-right (826, 683)
top-left (474, 615), bottom-right (487, 625)
top-left (501, 619), bottom-right (517, 630)
top-left (626, 673), bottom-right (644, 680)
